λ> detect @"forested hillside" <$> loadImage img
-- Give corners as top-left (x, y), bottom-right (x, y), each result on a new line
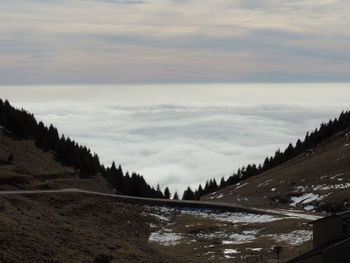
top-left (0, 99), bottom-right (170, 199)
top-left (183, 110), bottom-right (350, 200)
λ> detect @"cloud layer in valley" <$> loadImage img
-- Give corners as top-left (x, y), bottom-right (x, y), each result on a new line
top-left (0, 0), bottom-right (349, 83)
top-left (3, 84), bottom-right (350, 194)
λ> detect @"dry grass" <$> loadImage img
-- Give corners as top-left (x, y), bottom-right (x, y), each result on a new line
top-left (0, 193), bottom-right (184, 263)
top-left (0, 131), bottom-right (112, 193)
top-left (202, 130), bottom-right (350, 212)
top-left (146, 206), bottom-right (313, 263)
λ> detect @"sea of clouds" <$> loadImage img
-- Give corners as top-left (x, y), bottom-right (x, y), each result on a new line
top-left (3, 84), bottom-right (350, 195)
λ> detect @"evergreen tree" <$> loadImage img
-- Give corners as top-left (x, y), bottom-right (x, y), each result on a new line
top-left (173, 191), bottom-right (179, 200)
top-left (182, 186), bottom-right (195, 200)
top-left (164, 187), bottom-right (171, 199)
top-left (188, 109), bottom-right (350, 198)
top-left (155, 184), bottom-right (164, 198)
top-left (3, 98), bottom-right (350, 200)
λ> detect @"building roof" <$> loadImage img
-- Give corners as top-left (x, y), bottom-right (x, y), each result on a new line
top-left (337, 210), bottom-right (350, 223)
top-left (312, 210), bottom-right (350, 224)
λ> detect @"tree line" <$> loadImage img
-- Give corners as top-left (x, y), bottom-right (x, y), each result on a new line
top-left (182, 110), bottom-right (350, 200)
top-left (0, 99), bottom-right (102, 177)
top-left (3, 98), bottom-right (350, 201)
top-left (105, 162), bottom-right (174, 199)
top-left (0, 99), bottom-right (173, 199)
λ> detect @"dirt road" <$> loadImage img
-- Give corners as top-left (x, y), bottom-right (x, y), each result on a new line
top-left (0, 188), bottom-right (322, 220)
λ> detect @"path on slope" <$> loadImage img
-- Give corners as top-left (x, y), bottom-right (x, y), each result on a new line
top-left (0, 188), bottom-right (322, 221)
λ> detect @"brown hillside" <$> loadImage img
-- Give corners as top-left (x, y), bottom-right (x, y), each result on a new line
top-left (0, 192), bottom-right (188, 263)
top-left (0, 125), bottom-right (321, 262)
top-left (202, 129), bottom-right (350, 213)
top-left (0, 130), bottom-right (111, 193)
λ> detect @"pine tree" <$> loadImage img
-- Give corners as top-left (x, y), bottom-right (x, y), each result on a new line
top-left (182, 186), bottom-right (195, 200)
top-left (164, 187), bottom-right (171, 199)
top-left (173, 191), bottom-right (179, 200)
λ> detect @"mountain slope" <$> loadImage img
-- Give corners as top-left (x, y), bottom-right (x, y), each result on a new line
top-left (0, 128), bottom-right (318, 263)
top-left (202, 129), bottom-right (350, 213)
top-left (0, 106), bottom-right (325, 262)
top-left (0, 129), bottom-right (111, 193)
top-left (0, 124), bottom-right (186, 263)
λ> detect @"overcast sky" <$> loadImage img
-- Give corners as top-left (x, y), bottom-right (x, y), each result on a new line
top-left (1, 0), bottom-right (350, 83)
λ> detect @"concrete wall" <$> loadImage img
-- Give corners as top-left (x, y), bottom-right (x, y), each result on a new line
top-left (313, 216), bottom-right (350, 248)
top-left (295, 238), bottom-right (350, 263)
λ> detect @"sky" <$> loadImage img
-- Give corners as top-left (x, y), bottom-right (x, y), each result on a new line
top-left (2, 83), bottom-right (350, 194)
top-left (0, 0), bottom-right (350, 83)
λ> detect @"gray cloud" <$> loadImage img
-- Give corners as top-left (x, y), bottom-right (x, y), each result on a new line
top-left (0, 0), bottom-right (349, 83)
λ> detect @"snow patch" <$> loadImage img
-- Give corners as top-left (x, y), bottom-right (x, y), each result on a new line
top-left (290, 193), bottom-right (321, 206)
top-left (180, 208), bottom-right (283, 223)
top-left (224, 249), bottom-right (240, 254)
top-left (226, 232), bottom-right (256, 244)
top-left (266, 230), bottom-right (312, 246)
top-left (311, 183), bottom-right (350, 190)
top-left (331, 173), bottom-right (344, 179)
top-left (223, 249), bottom-right (240, 258)
top-left (304, 205), bottom-right (314, 211)
top-left (234, 183), bottom-right (248, 190)
top-left (257, 208), bottom-right (321, 221)
top-left (147, 213), bottom-right (170, 222)
top-left (149, 229), bottom-right (182, 246)
top-left (246, 248), bottom-right (263, 252)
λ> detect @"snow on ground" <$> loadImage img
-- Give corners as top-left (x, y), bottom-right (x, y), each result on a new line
top-left (290, 193), bottom-right (321, 207)
top-left (222, 230), bottom-right (259, 245)
top-left (149, 223), bottom-right (157, 228)
top-left (146, 206), bottom-right (284, 223)
top-left (192, 229), bottom-right (260, 244)
top-left (146, 212), bottom-right (170, 222)
top-left (331, 173), bottom-right (344, 179)
top-left (234, 183), bottom-right (248, 190)
top-left (296, 183), bottom-right (350, 198)
top-left (146, 205), bottom-right (316, 250)
top-left (304, 205), bottom-right (314, 211)
top-left (223, 248), bottom-right (240, 258)
top-left (196, 231), bottom-right (227, 239)
top-left (257, 179), bottom-right (272, 188)
top-left (258, 208), bottom-right (321, 221)
top-left (222, 234), bottom-right (254, 245)
top-left (246, 248), bottom-right (263, 252)
top-left (149, 229), bottom-right (183, 246)
top-left (313, 183), bottom-right (350, 190)
top-left (266, 230), bottom-right (312, 246)
top-left (179, 208), bottom-right (284, 223)
top-left (209, 193), bottom-right (225, 199)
